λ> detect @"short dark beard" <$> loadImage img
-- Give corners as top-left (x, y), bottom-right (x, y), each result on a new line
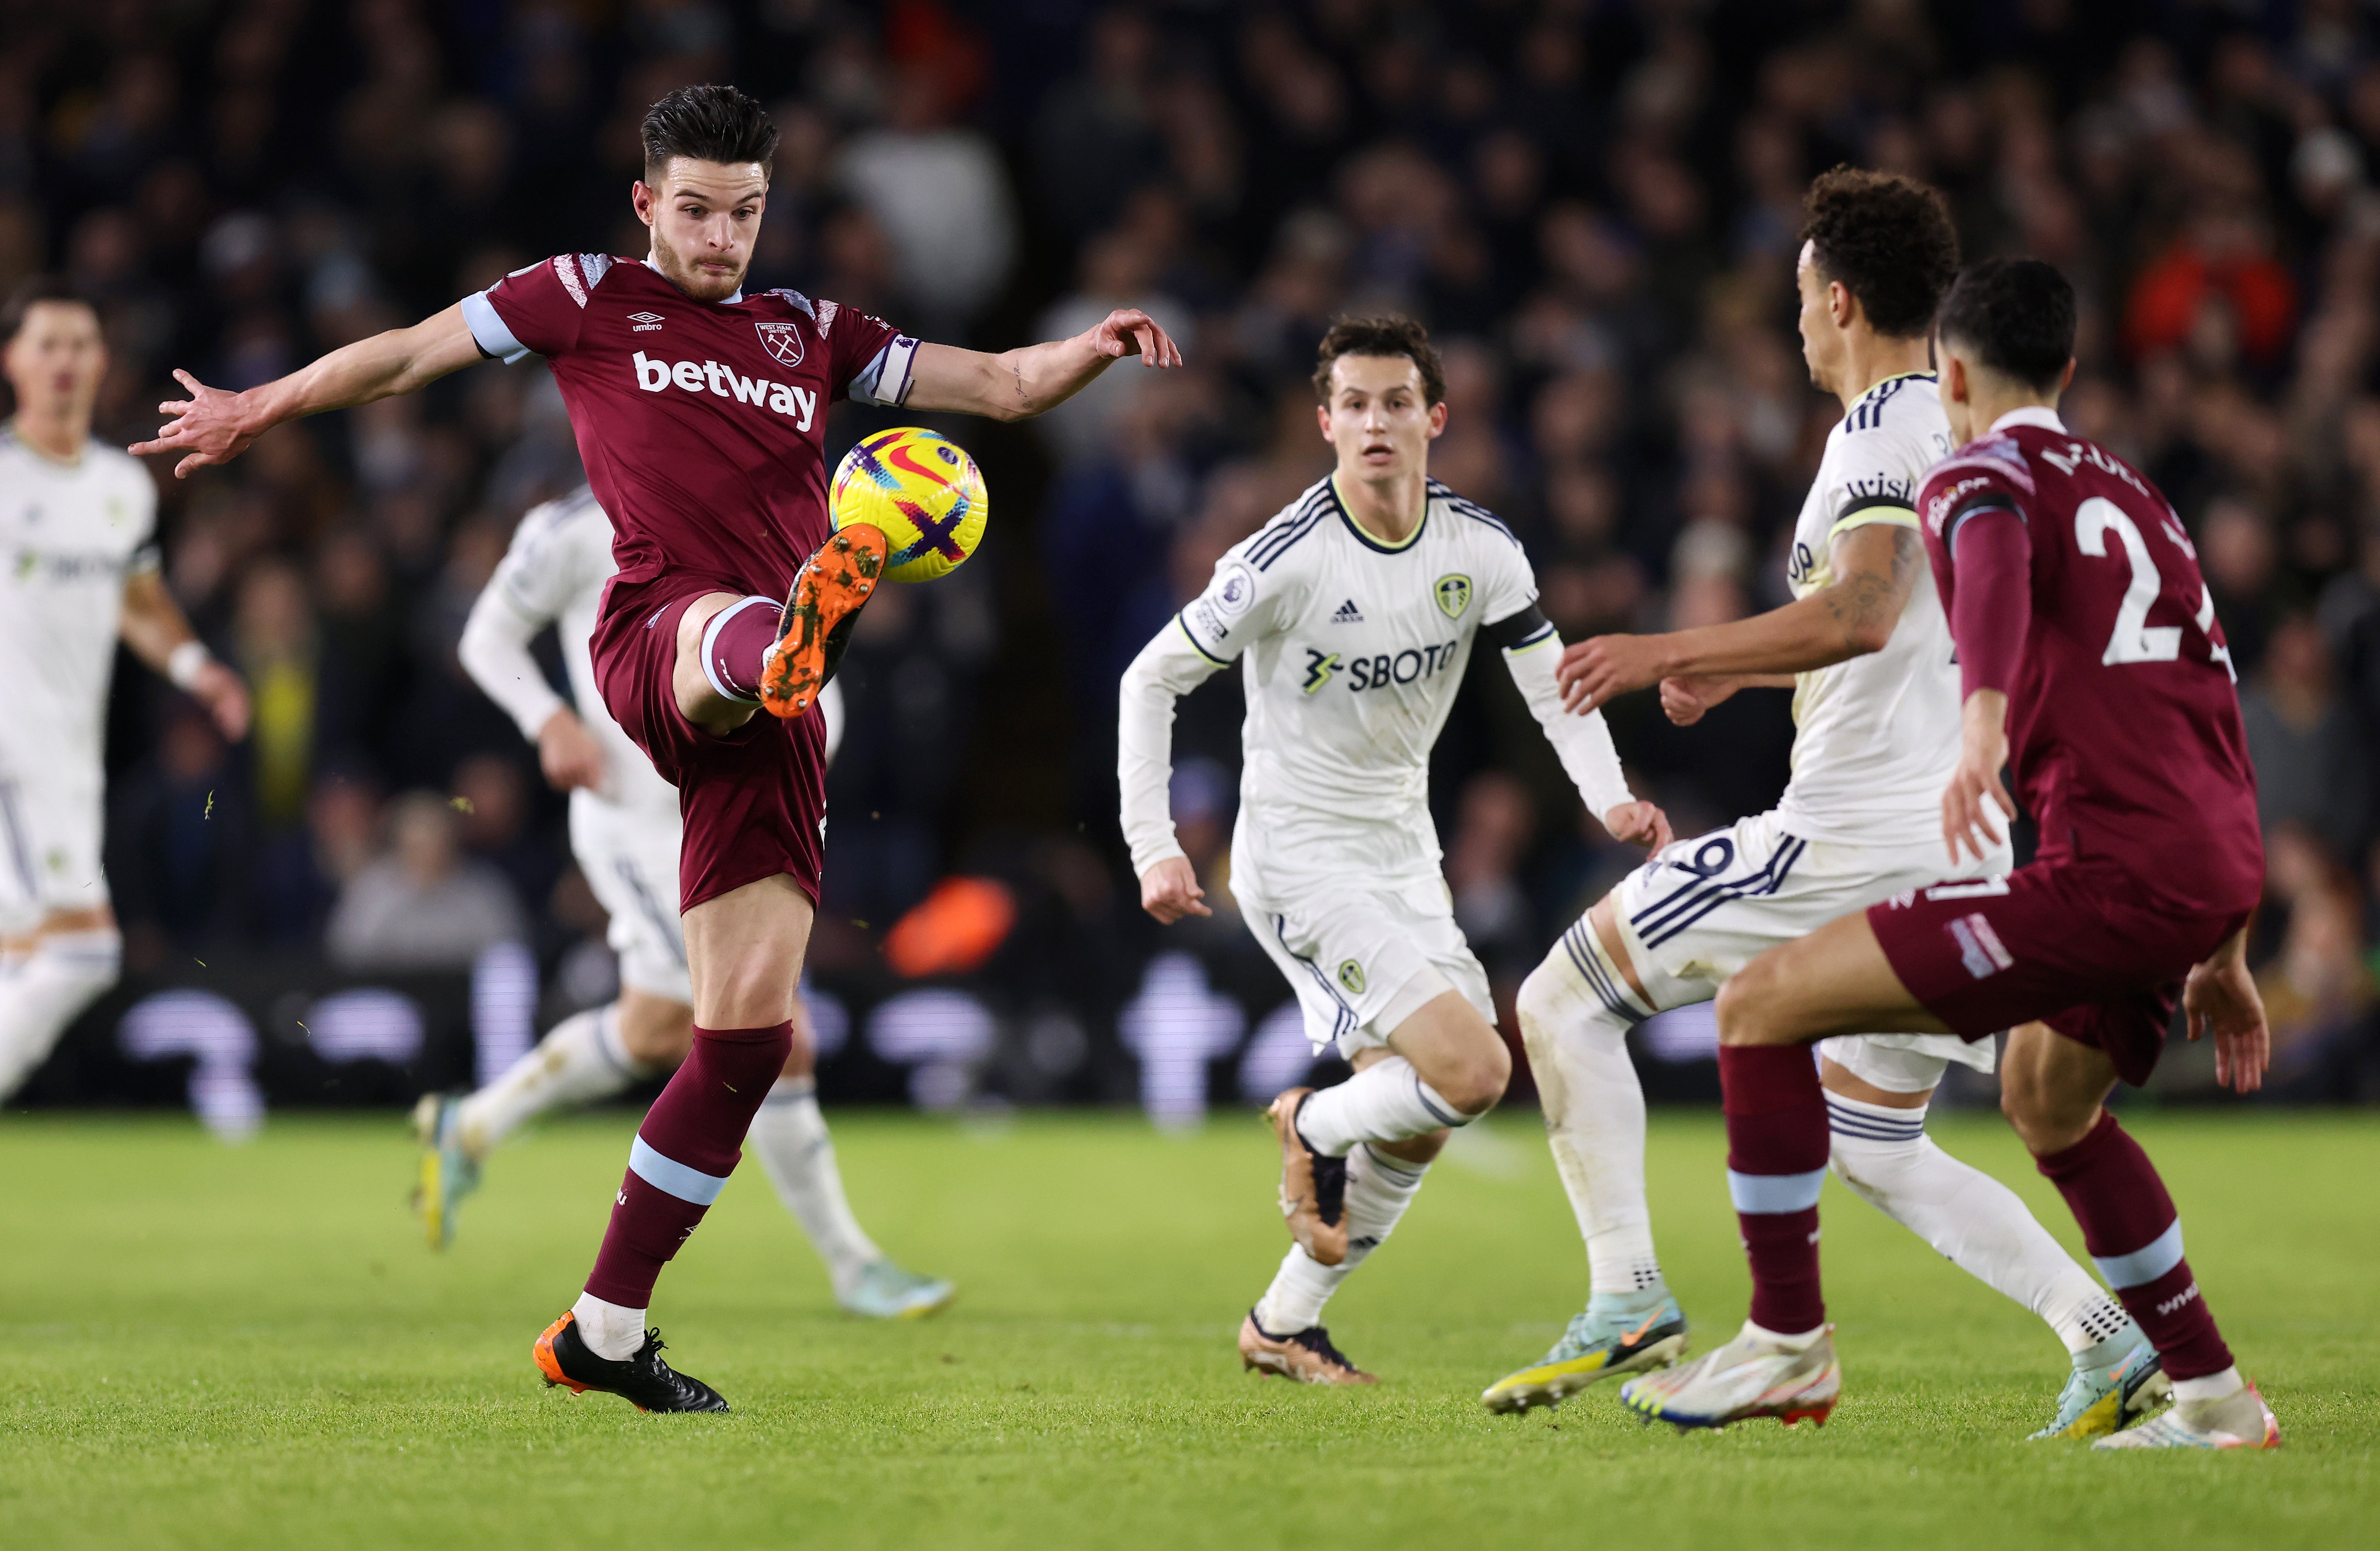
top-left (648, 229), bottom-right (746, 304)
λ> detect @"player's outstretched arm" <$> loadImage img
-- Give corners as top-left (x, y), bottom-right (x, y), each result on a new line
top-left (1558, 523), bottom-right (1925, 712)
top-left (130, 305), bottom-right (485, 478)
top-left (119, 571), bottom-right (250, 740)
top-left (2183, 926), bottom-right (2269, 1095)
top-left (906, 309), bottom-right (1184, 423)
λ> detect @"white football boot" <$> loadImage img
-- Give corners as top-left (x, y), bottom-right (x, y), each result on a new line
top-left (1619, 1321), bottom-right (1839, 1430)
top-left (2093, 1380), bottom-right (2279, 1451)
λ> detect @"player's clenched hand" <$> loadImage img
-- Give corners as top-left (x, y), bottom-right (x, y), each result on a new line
top-left (537, 708), bottom-right (608, 794)
top-left (1559, 633), bottom-right (1669, 712)
top-left (2183, 935), bottom-right (2269, 1094)
top-left (129, 370), bottom-right (262, 479)
top-left (1942, 691), bottom-right (2015, 867)
top-left (1139, 855), bottom-right (1211, 923)
top-left (1658, 674), bottom-right (1738, 726)
top-left (1088, 309), bottom-right (1185, 370)
top-left (1602, 800), bottom-right (1672, 851)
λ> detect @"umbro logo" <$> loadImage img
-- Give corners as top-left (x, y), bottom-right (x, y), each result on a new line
top-left (628, 311), bottom-right (665, 332)
top-left (1331, 599), bottom-right (1364, 622)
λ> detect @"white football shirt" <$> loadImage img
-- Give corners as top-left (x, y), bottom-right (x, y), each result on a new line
top-left (0, 429), bottom-right (158, 776)
top-left (1772, 371), bottom-right (1962, 848)
top-left (479, 488), bottom-right (681, 822)
top-left (1174, 476), bottom-right (1546, 896)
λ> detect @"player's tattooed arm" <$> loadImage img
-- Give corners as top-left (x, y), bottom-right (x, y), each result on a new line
top-left (908, 309), bottom-right (1185, 421)
top-left (1818, 523), bottom-right (1926, 653)
top-left (1558, 520), bottom-right (1925, 711)
top-left (132, 305), bottom-right (483, 478)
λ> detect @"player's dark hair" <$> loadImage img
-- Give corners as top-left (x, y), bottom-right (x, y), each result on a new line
top-left (1800, 167), bottom-right (1961, 339)
top-left (2, 276), bottom-right (95, 342)
top-left (640, 85), bottom-right (778, 181)
top-left (1935, 257), bottom-right (2077, 393)
top-left (1312, 315), bottom-right (1446, 406)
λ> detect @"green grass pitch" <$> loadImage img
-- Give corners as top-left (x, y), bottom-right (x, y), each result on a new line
top-left (3, 1108), bottom-right (2373, 1549)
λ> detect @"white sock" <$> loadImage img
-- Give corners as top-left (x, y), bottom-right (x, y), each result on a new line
top-left (454, 1006), bottom-right (646, 1157)
top-left (570, 1291), bottom-right (647, 1361)
top-left (1825, 1091), bottom-right (2130, 1359)
top-left (748, 1076), bottom-right (883, 1292)
top-left (1746, 1318), bottom-right (1825, 1350)
top-left (2172, 1365), bottom-right (2245, 1404)
top-left (1295, 1055), bottom-right (1475, 1157)
top-left (1517, 932), bottom-right (1666, 1296)
top-left (0, 929), bottom-right (120, 1101)
top-left (1254, 1143), bottom-right (1428, 1332)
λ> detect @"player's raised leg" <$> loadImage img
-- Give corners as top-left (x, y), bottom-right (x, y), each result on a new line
top-left (1481, 897), bottom-right (1686, 1412)
top-left (2000, 1016), bottom-right (2277, 1450)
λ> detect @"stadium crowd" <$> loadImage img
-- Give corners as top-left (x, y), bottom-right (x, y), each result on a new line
top-left (13, 0), bottom-right (2378, 1105)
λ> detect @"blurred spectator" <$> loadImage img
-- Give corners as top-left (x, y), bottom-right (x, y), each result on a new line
top-left (1446, 771), bottom-right (1538, 982)
top-left (2241, 613), bottom-right (2372, 858)
top-left (231, 557), bottom-right (318, 829)
top-left (835, 63), bottom-right (1017, 335)
top-left (6, 2), bottom-right (2363, 1110)
top-left (325, 791), bottom-right (527, 971)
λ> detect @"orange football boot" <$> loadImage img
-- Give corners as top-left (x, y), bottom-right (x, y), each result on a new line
top-left (761, 523), bottom-right (888, 720)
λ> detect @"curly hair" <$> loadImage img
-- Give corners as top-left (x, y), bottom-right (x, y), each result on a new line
top-left (1311, 315), bottom-right (1447, 406)
top-left (1936, 257), bottom-right (2077, 391)
top-left (1800, 168), bottom-right (1961, 339)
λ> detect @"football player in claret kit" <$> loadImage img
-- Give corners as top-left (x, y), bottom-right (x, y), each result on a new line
top-left (1624, 258), bottom-right (2280, 1450)
top-left (1481, 172), bottom-right (2163, 1440)
top-left (435, 483), bottom-right (951, 1320)
top-left (0, 278), bottom-right (250, 1104)
top-left (134, 85), bottom-right (1181, 1411)
top-left (1122, 316), bottom-right (1673, 1384)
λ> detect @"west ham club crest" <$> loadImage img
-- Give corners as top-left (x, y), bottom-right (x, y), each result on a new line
top-left (755, 320), bottom-right (805, 368)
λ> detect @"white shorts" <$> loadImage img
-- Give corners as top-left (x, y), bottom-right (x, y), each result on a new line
top-left (1607, 810), bottom-right (2010, 1088)
top-left (1241, 875), bottom-right (1495, 1058)
top-left (0, 760), bottom-right (106, 932)
top-left (572, 798), bottom-right (692, 1005)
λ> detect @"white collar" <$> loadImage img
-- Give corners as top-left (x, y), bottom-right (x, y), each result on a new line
top-left (1989, 405), bottom-right (2065, 434)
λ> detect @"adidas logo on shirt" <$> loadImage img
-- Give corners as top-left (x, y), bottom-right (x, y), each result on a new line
top-left (1331, 599), bottom-right (1364, 622)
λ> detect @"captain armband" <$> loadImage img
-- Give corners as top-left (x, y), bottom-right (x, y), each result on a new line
top-left (1486, 603), bottom-right (1555, 652)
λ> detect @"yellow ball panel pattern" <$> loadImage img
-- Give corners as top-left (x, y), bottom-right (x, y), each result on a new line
top-left (829, 427), bottom-right (989, 583)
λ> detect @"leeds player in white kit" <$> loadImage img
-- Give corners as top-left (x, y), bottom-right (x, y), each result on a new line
top-left (435, 485), bottom-right (951, 1318)
top-left (1483, 171), bottom-right (2162, 1439)
top-left (1122, 319), bottom-right (1672, 1383)
top-left (0, 281), bottom-right (249, 1102)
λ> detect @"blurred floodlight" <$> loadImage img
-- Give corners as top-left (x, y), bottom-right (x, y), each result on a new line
top-left (1639, 1000), bottom-right (1719, 1063)
top-left (472, 942), bottom-right (539, 1087)
top-left (1237, 1001), bottom-right (1318, 1103)
top-left (866, 988), bottom-right (998, 1110)
top-left (1119, 953), bottom-right (1246, 1130)
top-left (119, 990), bottom-right (264, 1142)
top-left (302, 988), bottom-right (425, 1065)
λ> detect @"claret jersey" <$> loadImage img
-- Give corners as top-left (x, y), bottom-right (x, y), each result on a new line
top-left (462, 255), bottom-right (916, 655)
top-left (1918, 407), bottom-right (2262, 912)
top-left (1773, 371), bottom-right (1960, 848)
